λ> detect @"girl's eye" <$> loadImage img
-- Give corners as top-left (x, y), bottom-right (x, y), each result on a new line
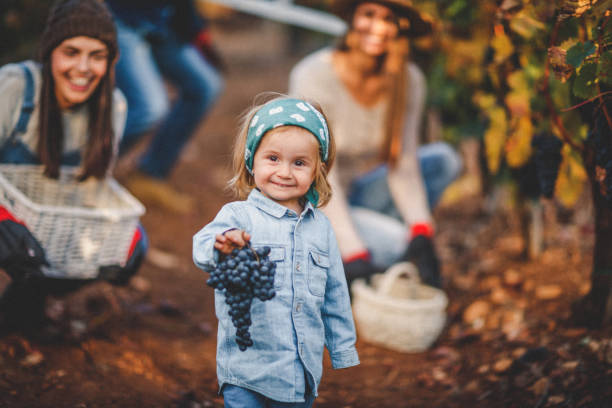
top-left (63, 48), bottom-right (78, 56)
top-left (268, 155), bottom-right (278, 162)
top-left (294, 160), bottom-right (304, 166)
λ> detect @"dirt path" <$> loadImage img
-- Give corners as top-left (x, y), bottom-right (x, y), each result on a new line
top-left (1, 15), bottom-right (611, 408)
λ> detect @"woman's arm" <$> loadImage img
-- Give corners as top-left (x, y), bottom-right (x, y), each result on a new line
top-left (0, 64), bottom-right (26, 147)
top-left (321, 169), bottom-right (370, 258)
top-left (387, 62), bottom-right (433, 228)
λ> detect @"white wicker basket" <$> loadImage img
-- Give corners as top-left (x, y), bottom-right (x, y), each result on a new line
top-left (352, 262), bottom-right (448, 353)
top-left (0, 164), bottom-right (145, 279)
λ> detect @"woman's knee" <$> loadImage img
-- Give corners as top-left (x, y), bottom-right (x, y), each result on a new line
top-left (422, 142), bottom-right (463, 181)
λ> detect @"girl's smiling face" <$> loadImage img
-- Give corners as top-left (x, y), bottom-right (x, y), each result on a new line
top-left (252, 126), bottom-right (319, 213)
top-left (351, 2), bottom-right (399, 56)
top-left (50, 36), bottom-right (109, 109)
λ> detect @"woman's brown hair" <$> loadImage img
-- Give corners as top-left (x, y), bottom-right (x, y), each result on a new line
top-left (37, 0), bottom-right (119, 180)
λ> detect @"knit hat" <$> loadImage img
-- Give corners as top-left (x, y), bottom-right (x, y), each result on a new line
top-left (39, 0), bottom-right (118, 61)
top-left (332, 0), bottom-right (433, 38)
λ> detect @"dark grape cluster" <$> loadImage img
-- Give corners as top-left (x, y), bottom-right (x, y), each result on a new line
top-left (206, 245), bottom-right (276, 351)
top-left (531, 133), bottom-right (564, 198)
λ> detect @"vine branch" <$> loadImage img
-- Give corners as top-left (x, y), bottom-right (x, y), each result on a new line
top-left (595, 12), bottom-right (611, 132)
top-left (543, 19), bottom-right (583, 152)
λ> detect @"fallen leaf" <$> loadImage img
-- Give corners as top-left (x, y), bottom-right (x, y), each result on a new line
top-left (529, 377), bottom-right (549, 395)
top-left (503, 269), bottom-right (523, 287)
top-left (493, 358), bottom-right (513, 373)
top-left (463, 300), bottom-right (491, 326)
top-left (20, 350), bottom-right (44, 367)
top-left (535, 285), bottom-right (562, 300)
top-left (491, 287), bottom-right (510, 304)
top-left (562, 361), bottom-right (579, 370)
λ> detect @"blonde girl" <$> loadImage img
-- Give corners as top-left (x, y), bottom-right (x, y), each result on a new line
top-left (193, 96), bottom-right (358, 407)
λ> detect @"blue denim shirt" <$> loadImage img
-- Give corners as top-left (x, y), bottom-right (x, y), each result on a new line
top-left (192, 189), bottom-right (359, 402)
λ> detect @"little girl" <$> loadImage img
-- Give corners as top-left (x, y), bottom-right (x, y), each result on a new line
top-left (193, 96), bottom-right (359, 407)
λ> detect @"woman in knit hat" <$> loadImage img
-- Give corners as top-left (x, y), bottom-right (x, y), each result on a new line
top-left (289, 0), bottom-right (462, 289)
top-left (0, 0), bottom-right (147, 337)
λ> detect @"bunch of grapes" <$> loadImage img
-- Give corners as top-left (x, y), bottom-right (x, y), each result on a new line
top-left (206, 245), bottom-right (276, 351)
top-left (531, 133), bottom-right (564, 198)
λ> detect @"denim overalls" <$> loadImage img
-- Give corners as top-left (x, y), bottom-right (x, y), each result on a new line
top-left (0, 63), bottom-right (147, 283)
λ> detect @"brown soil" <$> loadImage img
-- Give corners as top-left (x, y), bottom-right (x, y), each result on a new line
top-left (1, 16), bottom-right (611, 408)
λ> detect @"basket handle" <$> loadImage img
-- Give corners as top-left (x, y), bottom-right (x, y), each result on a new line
top-left (377, 262), bottom-right (421, 295)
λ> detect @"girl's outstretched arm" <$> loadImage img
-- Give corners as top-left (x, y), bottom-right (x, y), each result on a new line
top-left (193, 203), bottom-right (250, 272)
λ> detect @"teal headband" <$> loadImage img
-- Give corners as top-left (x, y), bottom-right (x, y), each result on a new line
top-left (245, 98), bottom-right (330, 206)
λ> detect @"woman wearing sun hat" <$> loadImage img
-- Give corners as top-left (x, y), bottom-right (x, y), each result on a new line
top-left (289, 0), bottom-right (462, 289)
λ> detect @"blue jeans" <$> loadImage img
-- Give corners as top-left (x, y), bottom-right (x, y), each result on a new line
top-left (347, 142), bottom-right (462, 268)
top-left (114, 19), bottom-right (223, 178)
top-left (222, 384), bottom-right (315, 408)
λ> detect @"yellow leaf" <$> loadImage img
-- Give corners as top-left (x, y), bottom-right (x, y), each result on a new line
top-left (505, 71), bottom-right (531, 116)
top-left (485, 107), bottom-right (508, 174)
top-left (509, 8), bottom-right (547, 39)
top-left (491, 31), bottom-right (514, 63)
top-left (473, 92), bottom-right (497, 110)
top-left (556, 145), bottom-right (587, 207)
top-left (505, 116), bottom-right (533, 168)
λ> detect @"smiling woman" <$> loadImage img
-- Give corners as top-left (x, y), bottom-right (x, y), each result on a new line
top-left (289, 0), bottom-right (462, 289)
top-left (51, 36), bottom-right (109, 109)
top-left (0, 0), bottom-right (147, 338)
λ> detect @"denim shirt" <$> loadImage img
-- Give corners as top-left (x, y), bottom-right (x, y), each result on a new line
top-left (192, 189), bottom-right (359, 402)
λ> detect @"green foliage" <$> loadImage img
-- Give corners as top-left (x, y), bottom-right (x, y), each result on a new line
top-left (566, 41), bottom-right (596, 67)
top-left (573, 61), bottom-right (599, 99)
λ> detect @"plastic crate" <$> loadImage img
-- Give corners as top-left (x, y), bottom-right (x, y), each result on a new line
top-left (0, 164), bottom-right (145, 279)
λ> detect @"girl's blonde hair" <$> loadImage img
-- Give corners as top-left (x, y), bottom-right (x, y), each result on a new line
top-left (228, 93), bottom-right (336, 207)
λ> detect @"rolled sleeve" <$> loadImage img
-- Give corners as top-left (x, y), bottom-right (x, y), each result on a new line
top-left (330, 347), bottom-right (360, 369)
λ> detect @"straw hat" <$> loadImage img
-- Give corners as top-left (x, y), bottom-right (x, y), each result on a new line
top-left (332, 0), bottom-right (433, 37)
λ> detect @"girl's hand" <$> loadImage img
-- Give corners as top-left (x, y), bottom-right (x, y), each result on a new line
top-left (214, 229), bottom-right (251, 254)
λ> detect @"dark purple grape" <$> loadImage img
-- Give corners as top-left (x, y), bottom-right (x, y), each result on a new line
top-left (205, 243), bottom-right (276, 351)
top-left (531, 133), bottom-right (563, 198)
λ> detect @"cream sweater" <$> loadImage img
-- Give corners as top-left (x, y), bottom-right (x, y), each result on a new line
top-left (289, 47), bottom-right (432, 258)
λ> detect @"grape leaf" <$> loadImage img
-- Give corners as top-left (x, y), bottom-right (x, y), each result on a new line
top-left (555, 144), bottom-right (587, 207)
top-left (598, 51), bottom-right (612, 85)
top-left (572, 61), bottom-right (599, 99)
top-left (491, 31), bottom-right (514, 63)
top-left (506, 116), bottom-right (534, 168)
top-left (566, 41), bottom-right (596, 67)
top-left (509, 8), bottom-right (547, 39)
top-left (484, 107), bottom-right (508, 174)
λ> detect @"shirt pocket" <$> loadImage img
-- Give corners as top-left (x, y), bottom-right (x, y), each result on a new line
top-left (253, 244), bottom-right (286, 289)
top-left (308, 249), bottom-right (329, 297)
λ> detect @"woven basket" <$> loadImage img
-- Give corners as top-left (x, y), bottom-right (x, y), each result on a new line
top-left (0, 164), bottom-right (145, 279)
top-left (352, 262), bottom-right (448, 353)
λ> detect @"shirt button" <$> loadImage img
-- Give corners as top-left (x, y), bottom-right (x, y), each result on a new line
top-left (296, 303), bottom-right (301, 312)
top-left (296, 263), bottom-right (301, 271)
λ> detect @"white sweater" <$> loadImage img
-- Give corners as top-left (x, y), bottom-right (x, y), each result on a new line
top-left (289, 48), bottom-right (432, 258)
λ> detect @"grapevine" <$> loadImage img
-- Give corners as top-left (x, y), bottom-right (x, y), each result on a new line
top-left (206, 244), bottom-right (276, 351)
top-left (531, 134), bottom-right (564, 198)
